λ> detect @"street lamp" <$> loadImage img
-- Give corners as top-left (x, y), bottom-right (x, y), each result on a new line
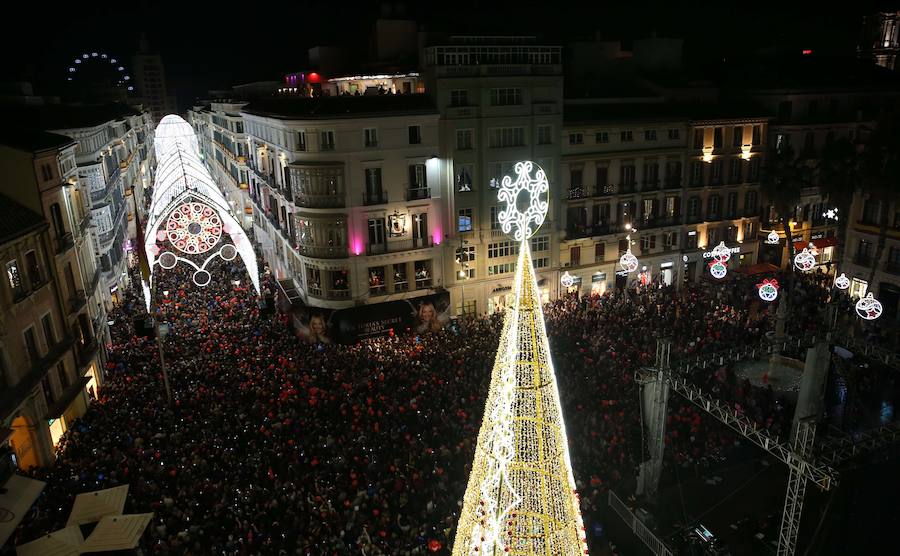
top-left (456, 239), bottom-right (471, 315)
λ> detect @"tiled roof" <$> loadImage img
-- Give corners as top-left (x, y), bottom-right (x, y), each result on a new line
top-left (0, 193), bottom-right (47, 245)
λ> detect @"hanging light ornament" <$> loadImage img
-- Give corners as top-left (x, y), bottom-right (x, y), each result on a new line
top-left (834, 273), bottom-right (850, 290)
top-left (710, 241), bottom-right (732, 263)
top-left (855, 293), bottom-right (884, 320)
top-left (765, 230), bottom-right (780, 245)
top-left (619, 248), bottom-right (639, 273)
top-left (560, 270), bottom-right (575, 288)
top-left (757, 278), bottom-right (779, 302)
top-left (793, 247), bottom-right (817, 272)
top-left (709, 259), bottom-right (728, 279)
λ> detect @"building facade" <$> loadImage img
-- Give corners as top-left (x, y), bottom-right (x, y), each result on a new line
top-left (237, 95), bottom-right (446, 310)
top-left (422, 36), bottom-right (564, 314)
top-left (0, 196), bottom-right (89, 471)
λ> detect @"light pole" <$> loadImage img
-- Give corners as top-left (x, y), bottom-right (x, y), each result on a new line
top-left (456, 239), bottom-right (470, 316)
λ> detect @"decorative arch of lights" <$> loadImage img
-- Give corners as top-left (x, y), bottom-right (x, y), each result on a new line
top-left (66, 51), bottom-right (134, 92)
top-left (142, 115), bottom-right (259, 307)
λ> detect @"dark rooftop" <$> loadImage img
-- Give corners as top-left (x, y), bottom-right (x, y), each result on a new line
top-left (0, 128), bottom-right (76, 153)
top-left (0, 193), bottom-right (47, 245)
top-left (242, 94), bottom-right (438, 120)
top-left (721, 55), bottom-right (900, 92)
top-left (0, 102), bottom-right (141, 131)
top-left (564, 100), bottom-right (770, 125)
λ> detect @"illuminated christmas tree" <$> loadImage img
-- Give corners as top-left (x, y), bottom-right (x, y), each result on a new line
top-left (453, 161), bottom-right (588, 555)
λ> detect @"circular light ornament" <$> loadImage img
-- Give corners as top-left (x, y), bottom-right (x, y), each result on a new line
top-left (766, 230), bottom-right (780, 245)
top-left (193, 269), bottom-right (212, 287)
top-left (560, 271), bottom-right (575, 288)
top-left (158, 251), bottom-right (178, 270)
top-left (709, 259), bottom-right (728, 279)
top-left (793, 248), bottom-right (816, 272)
top-left (757, 278), bottom-right (779, 302)
top-left (834, 273), bottom-right (850, 290)
top-left (855, 293), bottom-right (883, 320)
top-left (711, 241), bottom-right (732, 263)
top-left (166, 202), bottom-right (222, 254)
top-left (619, 249), bottom-right (639, 273)
top-left (497, 160), bottom-right (549, 242)
top-left (219, 244), bottom-right (237, 261)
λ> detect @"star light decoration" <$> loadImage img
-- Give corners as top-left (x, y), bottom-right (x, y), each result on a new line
top-left (834, 273), bottom-right (850, 290)
top-left (454, 161), bottom-right (588, 556)
top-left (766, 230), bottom-right (780, 245)
top-left (560, 270), bottom-right (575, 288)
top-left (757, 278), bottom-right (779, 302)
top-left (855, 293), bottom-right (884, 320)
top-left (497, 160), bottom-right (549, 242)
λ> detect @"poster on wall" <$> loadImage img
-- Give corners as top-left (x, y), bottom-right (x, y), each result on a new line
top-left (328, 290), bottom-right (452, 343)
top-left (293, 306), bottom-right (337, 345)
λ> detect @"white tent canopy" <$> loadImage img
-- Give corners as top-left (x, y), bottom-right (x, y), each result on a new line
top-left (143, 115), bottom-right (259, 297)
top-left (66, 485), bottom-right (129, 527)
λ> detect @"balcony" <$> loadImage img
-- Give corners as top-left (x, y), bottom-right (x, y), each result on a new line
top-left (885, 262), bottom-right (900, 275)
top-left (307, 286), bottom-right (350, 300)
top-left (567, 223), bottom-right (611, 239)
top-left (87, 267), bottom-right (101, 294)
top-left (854, 254), bottom-right (873, 266)
top-left (68, 290), bottom-right (87, 315)
top-left (567, 187), bottom-right (588, 200)
top-left (641, 179), bottom-right (660, 192)
top-left (706, 213), bottom-right (724, 222)
top-left (685, 214), bottom-right (703, 225)
top-left (636, 216), bottom-right (682, 229)
top-left (295, 244), bottom-right (349, 259)
top-left (293, 192), bottom-right (346, 209)
top-left (619, 183), bottom-right (637, 194)
top-left (406, 186), bottom-right (431, 201)
top-left (366, 236), bottom-right (434, 256)
top-left (363, 191), bottom-right (388, 206)
top-left (75, 338), bottom-right (99, 373)
top-left (663, 177), bottom-right (682, 190)
top-left (593, 184), bottom-right (615, 197)
top-left (55, 233), bottom-right (75, 254)
top-left (0, 336), bottom-right (75, 420)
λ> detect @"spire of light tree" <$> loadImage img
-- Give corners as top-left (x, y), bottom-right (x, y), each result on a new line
top-left (453, 161), bottom-right (588, 555)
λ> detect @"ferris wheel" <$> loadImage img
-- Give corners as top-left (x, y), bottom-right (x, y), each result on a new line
top-left (66, 51), bottom-right (134, 92)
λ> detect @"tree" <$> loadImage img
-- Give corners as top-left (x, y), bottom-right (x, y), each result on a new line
top-left (858, 119), bottom-right (900, 290)
top-left (762, 145), bottom-right (806, 288)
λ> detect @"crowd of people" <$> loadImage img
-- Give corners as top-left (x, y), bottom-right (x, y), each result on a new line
top-left (5, 252), bottom-right (868, 554)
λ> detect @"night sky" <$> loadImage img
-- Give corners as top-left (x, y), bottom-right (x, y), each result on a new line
top-left (2, 1), bottom-right (889, 110)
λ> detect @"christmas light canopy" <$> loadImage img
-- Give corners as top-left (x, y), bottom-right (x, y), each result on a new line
top-left (855, 293), bottom-right (883, 320)
top-left (834, 273), bottom-right (850, 290)
top-left (766, 230), bottom-right (780, 245)
top-left (497, 161), bottom-right (549, 242)
top-left (757, 278), bottom-right (779, 302)
top-left (560, 270), bottom-right (575, 288)
top-left (793, 248), bottom-right (816, 272)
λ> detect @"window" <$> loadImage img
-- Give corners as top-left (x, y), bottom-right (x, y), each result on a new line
top-left (41, 314), bottom-right (55, 347)
top-left (693, 128), bottom-right (704, 149)
top-left (732, 126), bottom-right (744, 147)
top-left (710, 159), bottom-right (722, 184)
top-left (537, 125), bottom-right (552, 145)
top-left (752, 125), bottom-right (761, 146)
top-left (668, 128), bottom-right (680, 140)
top-left (664, 231), bottom-right (678, 248)
top-left (726, 192), bottom-right (738, 218)
top-left (729, 158), bottom-right (742, 183)
top-left (531, 235), bottom-right (549, 252)
top-left (320, 130), bottom-right (335, 151)
top-left (364, 167), bottom-right (383, 202)
top-left (456, 164), bottom-right (474, 192)
top-left (803, 131), bottom-right (815, 153)
top-left (6, 259), bottom-right (22, 298)
top-left (618, 239), bottom-right (630, 255)
top-left (570, 168), bottom-right (583, 191)
top-left (726, 225), bottom-right (738, 242)
top-left (490, 88), bottom-right (522, 106)
top-left (24, 327), bottom-right (40, 363)
top-left (297, 131), bottom-right (307, 151)
top-left (778, 101), bottom-right (793, 122)
top-left (596, 131), bottom-right (609, 143)
top-left (595, 242), bottom-right (606, 262)
top-left (644, 129), bottom-right (657, 141)
top-left (456, 129), bottom-right (474, 150)
top-left (621, 164), bottom-right (636, 186)
top-left (690, 161), bottom-right (703, 186)
top-left (708, 195), bottom-right (721, 218)
top-left (744, 191), bottom-right (758, 215)
top-left (685, 230), bottom-right (698, 249)
top-left (408, 164), bottom-right (427, 189)
top-left (488, 241), bottom-right (519, 258)
top-left (862, 200), bottom-right (881, 224)
top-left (620, 130), bottom-right (633, 142)
top-left (57, 361), bottom-right (69, 389)
top-left (566, 245), bottom-right (581, 266)
top-left (450, 89), bottom-right (469, 107)
top-left (748, 158), bottom-right (760, 181)
top-left (41, 373), bottom-right (54, 405)
top-left (713, 127), bottom-right (723, 148)
top-left (707, 227), bottom-right (718, 245)
top-left (408, 125), bottom-right (422, 145)
top-left (364, 128), bottom-right (378, 147)
top-left (641, 235), bottom-right (656, 251)
top-left (490, 127), bottom-right (525, 148)
top-left (744, 221), bottom-right (754, 241)
top-left (644, 163), bottom-right (659, 187)
top-left (490, 206), bottom-right (501, 230)
top-left (368, 218), bottom-right (386, 247)
top-left (687, 197), bottom-right (701, 220)
top-left (25, 250), bottom-right (41, 288)
top-left (458, 208), bottom-right (473, 232)
top-left (50, 203), bottom-right (65, 238)
top-left (534, 258), bottom-right (549, 269)
top-left (488, 262), bottom-right (516, 275)
top-left (569, 132), bottom-right (584, 145)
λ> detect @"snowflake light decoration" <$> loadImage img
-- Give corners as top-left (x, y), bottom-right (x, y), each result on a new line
top-left (822, 207), bottom-right (839, 221)
top-left (834, 273), bottom-right (850, 290)
top-left (855, 293), bottom-right (883, 320)
top-left (711, 241), bottom-right (732, 263)
top-left (793, 247), bottom-right (817, 272)
top-left (166, 202), bottom-right (222, 254)
top-left (497, 161), bottom-right (549, 242)
top-left (619, 248), bottom-right (639, 273)
top-left (560, 271), bottom-right (575, 288)
top-left (766, 230), bottom-right (780, 245)
top-left (709, 259), bottom-right (728, 279)
top-left (757, 278), bottom-right (779, 302)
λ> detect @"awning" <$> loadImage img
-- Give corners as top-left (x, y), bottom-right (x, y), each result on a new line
top-left (66, 485), bottom-right (129, 527)
top-left (793, 236), bottom-right (838, 251)
top-left (45, 377), bottom-right (90, 420)
top-left (15, 525), bottom-right (82, 556)
top-left (0, 474), bottom-right (46, 547)
top-left (78, 513), bottom-right (153, 552)
top-left (736, 263), bottom-right (780, 275)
